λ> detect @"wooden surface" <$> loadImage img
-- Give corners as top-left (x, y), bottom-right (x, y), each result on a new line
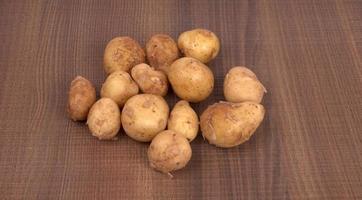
top-left (0, 0), bottom-right (361, 199)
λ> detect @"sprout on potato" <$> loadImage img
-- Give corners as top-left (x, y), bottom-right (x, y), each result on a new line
top-left (131, 63), bottom-right (168, 96)
top-left (200, 101), bottom-right (265, 148)
top-left (148, 130), bottom-right (192, 176)
top-left (103, 36), bottom-right (145, 74)
top-left (121, 94), bottom-right (169, 142)
top-left (67, 76), bottom-right (96, 121)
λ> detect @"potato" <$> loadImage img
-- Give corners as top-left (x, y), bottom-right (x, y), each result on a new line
top-left (100, 70), bottom-right (139, 107)
top-left (103, 36), bottom-right (145, 74)
top-left (121, 94), bottom-right (169, 142)
top-left (146, 34), bottom-right (179, 73)
top-left (87, 98), bottom-right (121, 140)
top-left (178, 28), bottom-right (220, 63)
top-left (148, 130), bottom-right (192, 175)
top-left (67, 76), bottom-right (96, 121)
top-left (131, 63), bottom-right (168, 96)
top-left (168, 100), bottom-right (199, 142)
top-left (224, 66), bottom-right (266, 103)
top-left (168, 57), bottom-right (214, 102)
top-left (200, 101), bottom-right (265, 148)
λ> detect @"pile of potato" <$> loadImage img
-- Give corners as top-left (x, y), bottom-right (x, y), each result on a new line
top-left (67, 28), bottom-right (266, 177)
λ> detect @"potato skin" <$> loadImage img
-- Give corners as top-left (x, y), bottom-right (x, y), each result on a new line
top-left (87, 98), bottom-right (121, 140)
top-left (168, 100), bottom-right (199, 142)
top-left (224, 66), bottom-right (266, 103)
top-left (200, 101), bottom-right (265, 148)
top-left (121, 94), bottom-right (169, 142)
top-left (100, 70), bottom-right (139, 107)
top-left (67, 76), bottom-right (96, 121)
top-left (148, 130), bottom-right (192, 174)
top-left (103, 36), bottom-right (145, 74)
top-left (146, 34), bottom-right (179, 74)
top-left (131, 63), bottom-right (168, 96)
top-left (168, 57), bottom-right (214, 102)
top-left (178, 28), bottom-right (220, 63)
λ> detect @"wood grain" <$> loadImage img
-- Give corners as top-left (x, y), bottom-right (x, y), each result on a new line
top-left (0, 0), bottom-right (361, 199)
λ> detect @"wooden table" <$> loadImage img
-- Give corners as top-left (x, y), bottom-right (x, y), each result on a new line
top-left (0, 0), bottom-right (361, 199)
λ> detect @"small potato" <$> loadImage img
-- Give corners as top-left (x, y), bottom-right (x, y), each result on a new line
top-left (87, 98), bottom-right (121, 140)
top-left (224, 66), bottom-right (266, 103)
top-left (121, 94), bottom-right (169, 142)
top-left (146, 34), bottom-right (179, 73)
top-left (168, 100), bottom-right (199, 142)
top-left (131, 63), bottom-right (168, 96)
top-left (148, 130), bottom-right (192, 175)
top-left (67, 76), bottom-right (96, 121)
top-left (178, 28), bottom-right (220, 63)
top-left (168, 57), bottom-right (214, 102)
top-left (200, 101), bottom-right (265, 148)
top-left (103, 36), bottom-right (145, 74)
top-left (100, 70), bottom-right (139, 107)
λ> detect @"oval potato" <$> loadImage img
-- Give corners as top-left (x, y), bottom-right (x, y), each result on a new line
top-left (168, 100), bottom-right (199, 141)
top-left (121, 94), bottom-right (169, 142)
top-left (103, 36), bottom-right (145, 74)
top-left (200, 101), bottom-right (265, 148)
top-left (168, 57), bottom-right (214, 102)
top-left (87, 98), bottom-right (121, 140)
top-left (148, 130), bottom-right (192, 174)
top-left (131, 63), bottom-right (168, 96)
top-left (67, 76), bottom-right (96, 121)
top-left (178, 28), bottom-right (220, 63)
top-left (224, 66), bottom-right (266, 103)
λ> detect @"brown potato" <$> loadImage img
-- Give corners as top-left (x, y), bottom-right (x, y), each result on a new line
top-left (131, 63), bottom-right (168, 96)
top-left (168, 57), bottom-right (214, 102)
top-left (146, 34), bottom-right (179, 73)
top-left (178, 28), bottom-right (220, 63)
top-left (103, 36), bottom-right (145, 74)
top-left (200, 101), bottom-right (265, 148)
top-left (100, 70), bottom-right (139, 107)
top-left (148, 130), bottom-right (192, 175)
top-left (168, 100), bottom-right (199, 142)
top-left (87, 98), bottom-right (121, 140)
top-left (67, 76), bottom-right (96, 121)
top-left (224, 66), bottom-right (266, 103)
top-left (121, 94), bottom-right (169, 142)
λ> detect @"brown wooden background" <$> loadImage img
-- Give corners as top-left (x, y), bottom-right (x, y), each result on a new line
top-left (0, 0), bottom-right (361, 199)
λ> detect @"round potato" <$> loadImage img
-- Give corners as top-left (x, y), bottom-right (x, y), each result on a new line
top-left (103, 36), bottom-right (145, 74)
top-left (87, 98), bottom-right (121, 140)
top-left (200, 101), bottom-right (265, 148)
top-left (178, 28), bottom-right (220, 63)
top-left (168, 100), bottom-right (199, 141)
top-left (67, 76), bottom-right (96, 121)
top-left (168, 57), bottom-right (214, 102)
top-left (100, 70), bottom-right (139, 107)
top-left (121, 94), bottom-right (169, 142)
top-left (148, 130), bottom-right (192, 175)
top-left (224, 66), bottom-right (266, 103)
top-left (146, 34), bottom-right (179, 73)
top-left (131, 63), bottom-right (168, 96)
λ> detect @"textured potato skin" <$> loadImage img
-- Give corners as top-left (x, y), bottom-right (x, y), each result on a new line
top-left (168, 57), bottom-right (214, 102)
top-left (103, 36), bottom-right (145, 74)
top-left (148, 130), bottom-right (192, 174)
top-left (67, 76), bottom-right (96, 121)
top-left (168, 100), bottom-right (199, 141)
top-left (200, 101), bottom-right (265, 148)
top-left (100, 70), bottom-right (139, 107)
top-left (131, 63), bottom-right (168, 96)
top-left (146, 34), bottom-right (179, 74)
top-left (121, 94), bottom-right (169, 142)
top-left (178, 28), bottom-right (220, 63)
top-left (87, 98), bottom-right (121, 140)
top-left (224, 66), bottom-right (266, 103)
